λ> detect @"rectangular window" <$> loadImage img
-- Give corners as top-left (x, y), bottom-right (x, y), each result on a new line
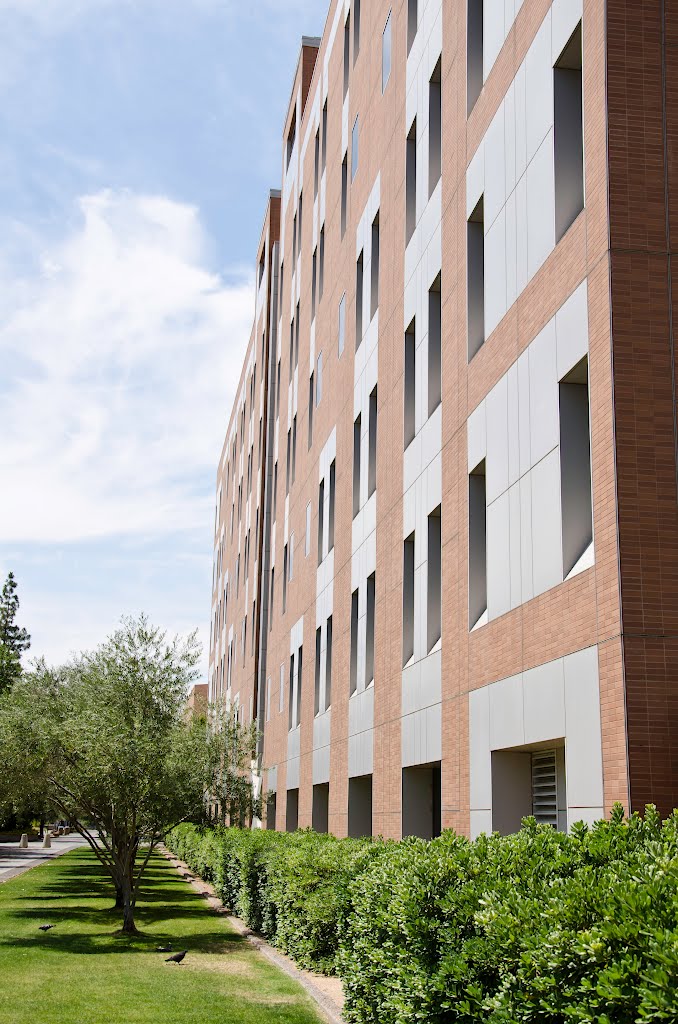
top-left (289, 319), bottom-right (294, 381)
top-left (319, 226), bottom-right (325, 301)
top-left (283, 544), bottom-right (288, 613)
top-left (351, 115), bottom-right (359, 181)
top-left (269, 567), bottom-right (275, 630)
top-left (353, 413), bottom-right (361, 518)
top-left (403, 533), bottom-right (415, 665)
top-left (328, 459), bottom-right (336, 551)
top-left (291, 415), bottom-right (297, 484)
top-left (292, 212), bottom-right (297, 265)
top-left (298, 192), bottom-right (303, 255)
top-left (312, 248), bottom-right (317, 319)
top-left (315, 626), bottom-right (322, 716)
top-left (407, 0), bottom-right (418, 53)
top-left (288, 653), bottom-right (294, 730)
top-left (469, 460), bottom-right (487, 628)
top-left (467, 0), bottom-right (483, 115)
top-left (405, 318), bottom-right (416, 448)
top-left (296, 644), bottom-right (302, 727)
top-left (308, 371), bottom-right (314, 449)
top-left (325, 615), bottom-right (333, 709)
top-left (554, 23), bottom-right (584, 243)
top-left (314, 128), bottom-right (320, 198)
top-left (353, 0), bottom-right (360, 61)
top-left (355, 251), bottom-right (364, 349)
top-left (341, 155), bottom-right (348, 239)
top-left (406, 118), bottom-right (417, 243)
top-left (559, 355), bottom-right (592, 576)
top-left (321, 100), bottom-right (328, 172)
top-left (343, 13), bottom-right (350, 98)
top-left (467, 196), bottom-right (485, 359)
top-left (318, 479), bottom-right (325, 565)
top-left (429, 58), bottom-right (442, 196)
top-left (316, 351), bottom-right (323, 406)
top-left (428, 274), bottom-right (441, 415)
top-left (286, 107), bottom-right (297, 168)
top-left (382, 11), bottom-right (392, 92)
top-left (368, 386), bottom-right (377, 498)
top-left (365, 572), bottom-right (375, 686)
top-left (338, 293), bottom-right (346, 355)
top-left (350, 589), bottom-right (359, 695)
top-left (295, 302), bottom-right (300, 369)
top-left (370, 214), bottom-right (380, 319)
top-left (427, 506), bottom-right (441, 652)
top-left (286, 429), bottom-right (291, 494)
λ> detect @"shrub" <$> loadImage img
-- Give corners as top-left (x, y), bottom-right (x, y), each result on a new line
top-left (166, 808), bottom-right (678, 1022)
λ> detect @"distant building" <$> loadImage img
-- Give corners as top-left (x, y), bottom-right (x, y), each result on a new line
top-left (209, 0), bottom-right (678, 839)
top-left (185, 683), bottom-right (208, 719)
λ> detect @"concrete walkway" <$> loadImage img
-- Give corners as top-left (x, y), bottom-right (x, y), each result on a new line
top-left (0, 833), bottom-right (88, 884)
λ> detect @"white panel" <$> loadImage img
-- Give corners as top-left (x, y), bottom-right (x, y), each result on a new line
top-left (487, 491), bottom-right (511, 620)
top-left (528, 317), bottom-right (559, 466)
top-left (469, 686), bottom-right (491, 808)
top-left (485, 206), bottom-right (507, 336)
top-left (484, 0), bottom-right (505, 80)
top-left (552, 0), bottom-right (583, 63)
top-left (519, 471), bottom-right (534, 604)
top-left (556, 278), bottom-right (589, 380)
top-left (484, 105), bottom-right (507, 229)
top-left (486, 374), bottom-right (509, 503)
top-left (504, 81), bottom-right (517, 198)
top-left (466, 144), bottom-right (485, 218)
top-left (564, 646), bottom-right (604, 808)
top-left (530, 448), bottom-right (563, 597)
top-left (505, 189), bottom-right (518, 310)
top-left (489, 674), bottom-right (524, 749)
top-left (526, 131), bottom-right (556, 281)
top-left (508, 481), bottom-right (522, 610)
top-left (467, 400), bottom-right (487, 472)
top-left (507, 362), bottom-right (520, 487)
top-left (525, 13), bottom-right (553, 164)
top-left (470, 809), bottom-right (493, 839)
top-left (514, 62), bottom-right (527, 182)
top-left (523, 657), bottom-right (565, 744)
top-left (517, 347), bottom-right (531, 477)
top-left (515, 172), bottom-right (529, 295)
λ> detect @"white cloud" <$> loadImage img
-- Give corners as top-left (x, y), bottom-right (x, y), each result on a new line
top-left (0, 188), bottom-right (254, 543)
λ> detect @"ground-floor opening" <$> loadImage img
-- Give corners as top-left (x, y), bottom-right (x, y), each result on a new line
top-left (402, 761), bottom-right (442, 839)
top-left (285, 788), bottom-right (299, 832)
top-left (266, 793), bottom-right (277, 830)
top-left (347, 774), bottom-right (372, 837)
top-left (312, 782), bottom-right (329, 833)
top-left (491, 743), bottom-right (567, 834)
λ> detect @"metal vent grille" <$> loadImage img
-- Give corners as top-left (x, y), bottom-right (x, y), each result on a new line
top-left (531, 749), bottom-right (558, 827)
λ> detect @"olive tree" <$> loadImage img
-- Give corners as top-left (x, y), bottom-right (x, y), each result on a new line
top-left (0, 615), bottom-right (257, 934)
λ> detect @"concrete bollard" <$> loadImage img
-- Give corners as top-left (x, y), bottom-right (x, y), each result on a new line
top-left (19, 834), bottom-right (28, 848)
top-left (42, 835), bottom-right (51, 850)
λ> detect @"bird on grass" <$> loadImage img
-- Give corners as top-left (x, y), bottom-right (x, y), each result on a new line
top-left (156, 943), bottom-right (172, 952)
top-left (165, 950), bottom-right (188, 964)
top-left (38, 924), bottom-right (54, 932)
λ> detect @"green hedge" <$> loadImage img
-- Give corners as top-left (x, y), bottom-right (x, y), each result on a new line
top-left (167, 807), bottom-right (678, 1022)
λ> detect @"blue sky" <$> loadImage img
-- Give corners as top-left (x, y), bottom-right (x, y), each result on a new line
top-left (0, 0), bottom-right (326, 679)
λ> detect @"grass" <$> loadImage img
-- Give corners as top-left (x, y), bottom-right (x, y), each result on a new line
top-left (0, 847), bottom-right (324, 1024)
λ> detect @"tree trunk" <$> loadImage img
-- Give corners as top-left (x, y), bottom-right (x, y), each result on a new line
top-left (120, 872), bottom-right (138, 934)
top-left (114, 885), bottom-right (124, 909)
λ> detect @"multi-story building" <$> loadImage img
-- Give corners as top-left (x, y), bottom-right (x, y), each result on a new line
top-left (209, 0), bottom-right (678, 839)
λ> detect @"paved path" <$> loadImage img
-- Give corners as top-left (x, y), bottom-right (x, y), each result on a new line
top-left (0, 834), bottom-right (88, 884)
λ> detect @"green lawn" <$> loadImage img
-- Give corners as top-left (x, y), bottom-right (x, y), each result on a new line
top-left (0, 848), bottom-right (324, 1024)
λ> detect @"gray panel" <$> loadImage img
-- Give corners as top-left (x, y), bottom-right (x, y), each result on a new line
top-left (523, 657), bottom-right (565, 744)
top-left (487, 490), bottom-right (511, 620)
top-left (486, 373), bottom-right (509, 504)
top-left (564, 646), bottom-right (603, 808)
top-left (530, 449), bottom-right (563, 598)
top-left (528, 317), bottom-right (558, 466)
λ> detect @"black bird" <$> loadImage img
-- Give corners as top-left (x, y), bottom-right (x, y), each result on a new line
top-left (166, 950), bottom-right (187, 964)
top-left (156, 944), bottom-right (172, 952)
top-left (38, 924), bottom-right (54, 932)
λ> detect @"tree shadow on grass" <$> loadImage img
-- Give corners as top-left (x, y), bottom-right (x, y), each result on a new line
top-left (0, 929), bottom-right (247, 956)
